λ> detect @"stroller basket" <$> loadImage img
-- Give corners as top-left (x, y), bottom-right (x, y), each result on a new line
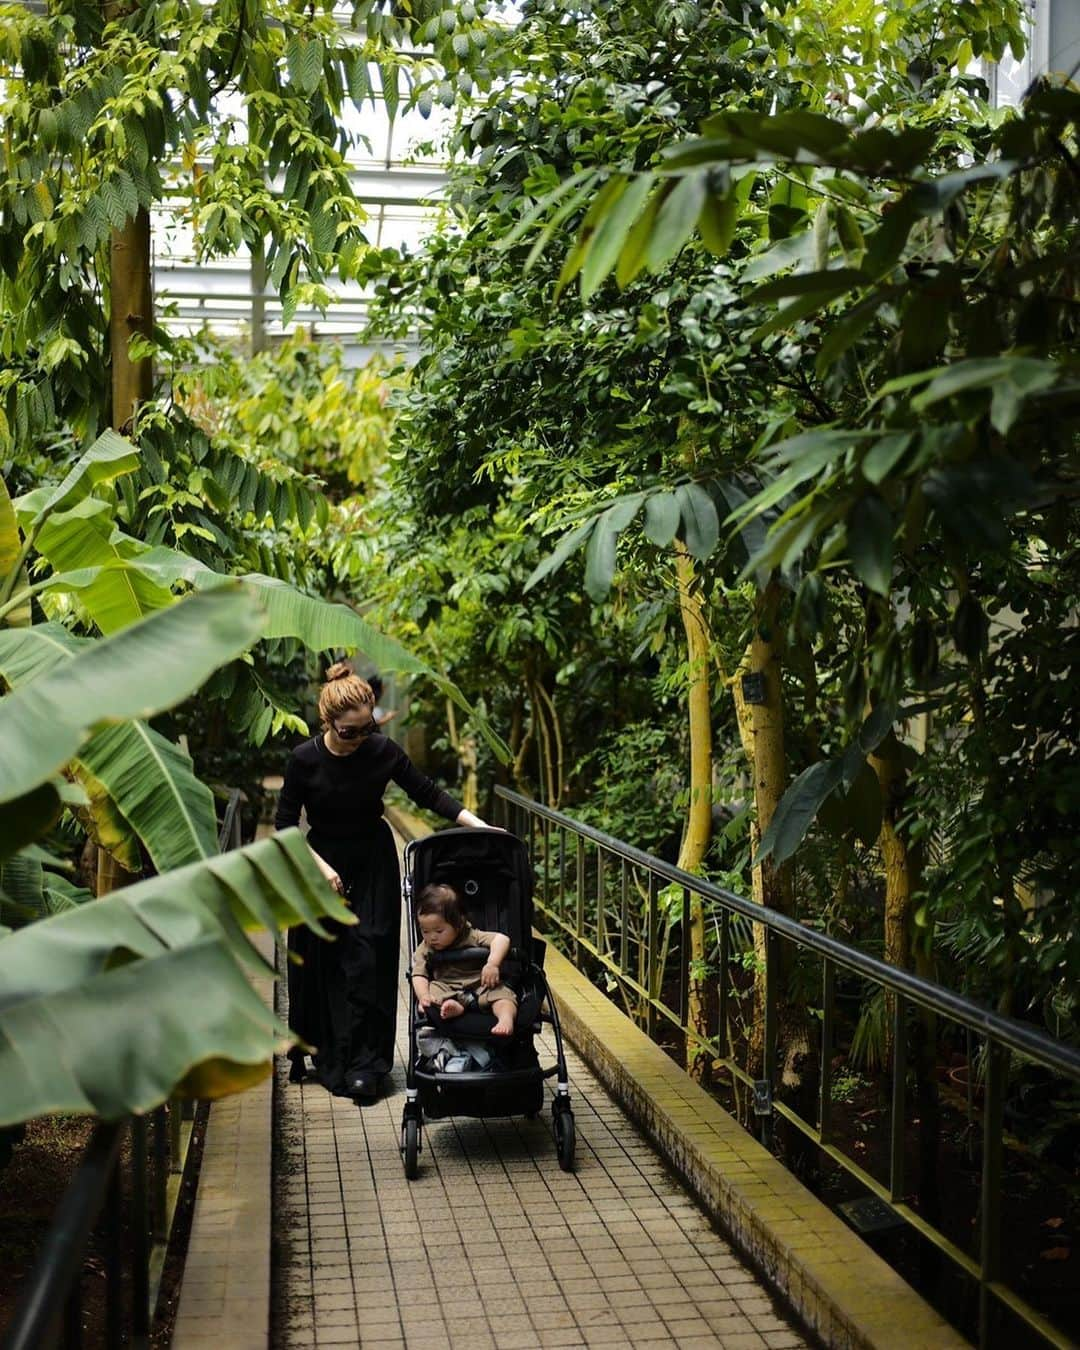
top-left (399, 827), bottom-right (575, 1178)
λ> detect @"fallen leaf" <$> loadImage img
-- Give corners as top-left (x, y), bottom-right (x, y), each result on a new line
top-left (1040, 1247), bottom-right (1071, 1262)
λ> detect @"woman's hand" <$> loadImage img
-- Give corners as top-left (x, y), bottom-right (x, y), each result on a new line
top-left (310, 848), bottom-right (344, 895)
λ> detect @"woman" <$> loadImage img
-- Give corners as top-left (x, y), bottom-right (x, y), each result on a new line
top-left (275, 662), bottom-right (489, 1102)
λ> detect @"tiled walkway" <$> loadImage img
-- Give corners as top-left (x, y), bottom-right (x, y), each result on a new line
top-left (273, 966), bottom-right (809, 1350)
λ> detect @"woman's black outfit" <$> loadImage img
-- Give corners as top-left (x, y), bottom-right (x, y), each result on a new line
top-left (275, 732), bottom-right (462, 1098)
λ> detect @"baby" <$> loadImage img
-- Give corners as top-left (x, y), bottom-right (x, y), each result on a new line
top-left (410, 882), bottom-right (517, 1037)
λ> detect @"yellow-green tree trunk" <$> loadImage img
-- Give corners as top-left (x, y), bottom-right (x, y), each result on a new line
top-left (98, 95), bottom-right (153, 892)
top-left (674, 548), bottom-right (712, 1081)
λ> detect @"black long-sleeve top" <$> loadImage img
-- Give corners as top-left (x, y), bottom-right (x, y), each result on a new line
top-left (274, 733), bottom-right (463, 839)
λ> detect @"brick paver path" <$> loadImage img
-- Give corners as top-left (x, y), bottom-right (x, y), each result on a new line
top-left (273, 951), bottom-right (808, 1350)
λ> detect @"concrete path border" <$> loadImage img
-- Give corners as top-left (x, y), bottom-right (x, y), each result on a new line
top-left (171, 931), bottom-right (275, 1350)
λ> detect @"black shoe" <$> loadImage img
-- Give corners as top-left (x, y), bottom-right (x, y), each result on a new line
top-left (347, 1070), bottom-right (377, 1102)
top-left (288, 1055), bottom-right (306, 1084)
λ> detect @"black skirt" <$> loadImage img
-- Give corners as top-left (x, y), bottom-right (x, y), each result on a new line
top-left (286, 820), bottom-right (401, 1096)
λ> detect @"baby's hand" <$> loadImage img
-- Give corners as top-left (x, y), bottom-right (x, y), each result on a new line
top-left (480, 961), bottom-right (500, 990)
top-left (418, 994), bottom-right (432, 1010)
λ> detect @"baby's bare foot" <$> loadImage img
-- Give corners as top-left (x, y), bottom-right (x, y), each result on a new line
top-left (492, 1015), bottom-right (515, 1037)
top-left (440, 998), bottom-right (465, 1020)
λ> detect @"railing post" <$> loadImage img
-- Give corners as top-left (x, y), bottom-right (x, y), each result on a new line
top-left (558, 825), bottom-right (566, 921)
top-left (761, 930), bottom-right (778, 1146)
top-left (717, 909), bottom-right (730, 1060)
top-left (978, 1041), bottom-right (1008, 1349)
top-left (679, 887), bottom-right (690, 1027)
top-left (819, 957), bottom-right (836, 1146)
top-left (131, 1117), bottom-right (150, 1346)
top-left (620, 858), bottom-right (629, 973)
top-left (646, 871), bottom-right (659, 1040)
top-left (575, 835), bottom-right (586, 964)
top-left (889, 992), bottom-right (907, 1203)
top-left (596, 847), bottom-right (607, 958)
top-left (542, 814), bottom-right (551, 911)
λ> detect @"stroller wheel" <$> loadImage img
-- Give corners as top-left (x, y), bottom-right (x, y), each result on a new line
top-left (552, 1104), bottom-right (575, 1172)
top-left (402, 1117), bottom-right (421, 1180)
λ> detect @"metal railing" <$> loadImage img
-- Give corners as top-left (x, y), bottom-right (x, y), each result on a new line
top-left (495, 787), bottom-right (1080, 1350)
top-left (0, 1109), bottom-right (191, 1350)
top-left (1, 790), bottom-right (246, 1350)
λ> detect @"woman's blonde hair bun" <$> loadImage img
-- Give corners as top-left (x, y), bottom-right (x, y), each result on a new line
top-left (318, 660), bottom-right (374, 729)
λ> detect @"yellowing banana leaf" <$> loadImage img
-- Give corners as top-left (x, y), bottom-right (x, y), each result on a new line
top-left (0, 621), bottom-right (222, 872)
top-left (0, 476), bottom-right (31, 629)
top-left (76, 722), bottom-right (218, 872)
top-left (0, 584), bottom-right (266, 807)
top-left (0, 829), bottom-right (351, 1125)
top-left (71, 758), bottom-right (142, 873)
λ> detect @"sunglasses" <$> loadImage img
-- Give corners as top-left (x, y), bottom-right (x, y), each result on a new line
top-left (334, 719), bottom-right (379, 741)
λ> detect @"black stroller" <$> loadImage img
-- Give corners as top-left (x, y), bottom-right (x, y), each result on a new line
top-left (399, 827), bottom-right (576, 1179)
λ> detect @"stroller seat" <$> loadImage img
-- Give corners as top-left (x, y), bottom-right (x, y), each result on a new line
top-left (416, 985), bottom-right (544, 1041)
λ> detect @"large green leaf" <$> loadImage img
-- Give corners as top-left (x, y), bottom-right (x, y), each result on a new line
top-left (0, 622), bottom-right (218, 871)
top-left (22, 429), bottom-right (139, 524)
top-left (9, 548), bottom-right (508, 761)
top-left (0, 584), bottom-right (265, 806)
top-left (13, 499), bottom-right (174, 633)
top-left (646, 170), bottom-right (707, 272)
top-left (847, 493), bottom-right (894, 596)
top-left (581, 173), bottom-right (654, 300)
top-left (0, 829), bottom-right (351, 1124)
top-left (755, 704), bottom-right (897, 866)
top-left (0, 476), bottom-right (31, 629)
top-left (77, 723), bottom-right (218, 872)
top-left (754, 759), bottom-right (844, 868)
top-left (524, 518), bottom-right (597, 593)
top-left (675, 483), bottom-right (719, 559)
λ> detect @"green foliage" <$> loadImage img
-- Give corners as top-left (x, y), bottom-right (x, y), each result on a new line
top-left (0, 0), bottom-right (504, 450)
top-left (0, 830), bottom-right (351, 1124)
top-left (361, 0), bottom-right (1077, 1034)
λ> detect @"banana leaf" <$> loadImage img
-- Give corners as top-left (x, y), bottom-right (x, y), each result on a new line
top-left (0, 829), bottom-right (350, 1124)
top-left (0, 624), bottom-right (220, 872)
top-left (76, 722), bottom-right (218, 872)
top-left (27, 549), bottom-right (511, 761)
top-left (16, 499), bottom-right (173, 633)
top-left (0, 854), bottom-right (90, 928)
top-left (0, 476), bottom-right (30, 628)
top-left (17, 429), bottom-right (140, 523)
top-left (0, 583), bottom-right (266, 807)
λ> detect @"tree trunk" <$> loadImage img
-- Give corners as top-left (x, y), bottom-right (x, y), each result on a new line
top-left (674, 548), bottom-right (712, 1082)
top-left (109, 206), bottom-right (153, 431)
top-left (870, 729), bottom-right (915, 977)
top-left (731, 578), bottom-right (816, 1158)
top-left (100, 131), bottom-right (153, 896)
top-left (445, 698), bottom-right (479, 814)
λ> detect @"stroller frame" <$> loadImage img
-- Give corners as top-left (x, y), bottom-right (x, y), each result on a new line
top-left (398, 827), bottom-right (575, 1178)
